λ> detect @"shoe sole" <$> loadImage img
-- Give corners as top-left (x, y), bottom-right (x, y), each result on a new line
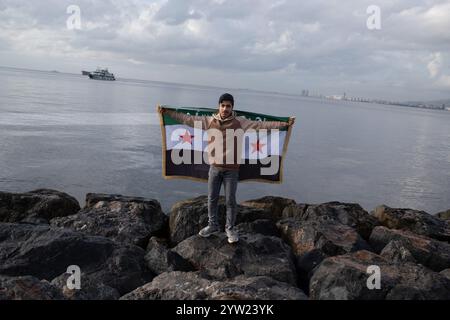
top-left (199, 230), bottom-right (219, 238)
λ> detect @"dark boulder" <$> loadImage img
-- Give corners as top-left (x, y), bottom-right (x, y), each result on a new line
top-left (0, 189), bottom-right (80, 224)
top-left (50, 273), bottom-right (120, 300)
top-left (172, 233), bottom-right (297, 285)
top-left (372, 205), bottom-right (450, 242)
top-left (310, 250), bottom-right (450, 300)
top-left (277, 218), bottom-right (372, 280)
top-left (281, 203), bottom-right (309, 220)
top-left (206, 275), bottom-right (308, 300)
top-left (235, 219), bottom-right (280, 237)
top-left (289, 202), bottom-right (379, 240)
top-left (369, 226), bottom-right (450, 272)
top-left (144, 237), bottom-right (194, 275)
top-left (240, 196), bottom-right (296, 220)
top-left (207, 276), bottom-right (308, 300)
top-left (120, 271), bottom-right (211, 300)
top-left (440, 269), bottom-right (450, 280)
top-left (51, 193), bottom-right (167, 248)
top-left (380, 240), bottom-right (416, 263)
top-left (436, 209), bottom-right (450, 221)
top-left (120, 271), bottom-right (307, 300)
top-left (0, 223), bottom-right (152, 296)
top-left (0, 275), bottom-right (64, 300)
top-left (169, 196), bottom-right (225, 245)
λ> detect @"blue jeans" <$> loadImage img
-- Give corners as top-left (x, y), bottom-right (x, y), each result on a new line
top-left (207, 165), bottom-right (239, 231)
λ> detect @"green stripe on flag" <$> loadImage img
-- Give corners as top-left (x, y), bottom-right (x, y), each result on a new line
top-left (161, 105), bottom-right (290, 130)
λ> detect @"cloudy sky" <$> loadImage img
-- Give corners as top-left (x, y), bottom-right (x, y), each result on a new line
top-left (0, 0), bottom-right (449, 100)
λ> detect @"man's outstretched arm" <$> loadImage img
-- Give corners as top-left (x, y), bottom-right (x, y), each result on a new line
top-left (158, 106), bottom-right (209, 129)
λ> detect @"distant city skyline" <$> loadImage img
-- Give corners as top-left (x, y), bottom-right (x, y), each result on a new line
top-left (0, 0), bottom-right (449, 101)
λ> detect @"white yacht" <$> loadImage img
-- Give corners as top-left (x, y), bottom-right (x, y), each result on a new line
top-left (88, 68), bottom-right (116, 81)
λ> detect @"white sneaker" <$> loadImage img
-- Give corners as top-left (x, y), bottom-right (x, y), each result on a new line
top-left (226, 229), bottom-right (239, 244)
top-left (199, 225), bottom-right (219, 238)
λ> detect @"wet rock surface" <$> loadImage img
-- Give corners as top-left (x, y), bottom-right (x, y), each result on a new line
top-left (120, 271), bottom-right (308, 300)
top-left (51, 193), bottom-right (167, 248)
top-left (1, 190), bottom-right (450, 300)
top-left (309, 250), bottom-right (450, 300)
top-left (372, 205), bottom-right (450, 242)
top-left (0, 189), bottom-right (80, 224)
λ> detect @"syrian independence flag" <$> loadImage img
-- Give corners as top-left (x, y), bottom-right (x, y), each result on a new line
top-left (158, 105), bottom-right (294, 183)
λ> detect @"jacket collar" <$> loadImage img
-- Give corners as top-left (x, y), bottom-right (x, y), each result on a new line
top-left (213, 110), bottom-right (236, 122)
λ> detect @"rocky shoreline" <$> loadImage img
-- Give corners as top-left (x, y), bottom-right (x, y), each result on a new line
top-left (1, 189), bottom-right (450, 300)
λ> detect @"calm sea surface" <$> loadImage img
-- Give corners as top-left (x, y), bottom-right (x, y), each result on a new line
top-left (1, 67), bottom-right (449, 214)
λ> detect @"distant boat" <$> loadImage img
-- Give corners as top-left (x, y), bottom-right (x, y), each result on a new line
top-left (87, 68), bottom-right (116, 81)
top-left (81, 70), bottom-right (90, 76)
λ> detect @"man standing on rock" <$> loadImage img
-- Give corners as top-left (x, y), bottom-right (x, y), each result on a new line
top-left (159, 93), bottom-right (294, 244)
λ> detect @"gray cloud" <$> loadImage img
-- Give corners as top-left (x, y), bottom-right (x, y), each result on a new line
top-left (0, 0), bottom-right (449, 100)
top-left (154, 0), bottom-right (203, 25)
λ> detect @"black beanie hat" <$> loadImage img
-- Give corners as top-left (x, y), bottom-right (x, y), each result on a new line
top-left (219, 93), bottom-right (234, 106)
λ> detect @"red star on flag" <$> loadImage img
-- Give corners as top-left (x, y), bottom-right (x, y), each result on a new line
top-left (251, 140), bottom-right (266, 154)
top-left (179, 130), bottom-right (194, 144)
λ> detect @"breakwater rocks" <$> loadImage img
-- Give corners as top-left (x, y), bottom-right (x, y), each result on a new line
top-left (1, 189), bottom-right (450, 300)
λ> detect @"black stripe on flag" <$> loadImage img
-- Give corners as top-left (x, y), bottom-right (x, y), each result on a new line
top-left (164, 150), bottom-right (281, 182)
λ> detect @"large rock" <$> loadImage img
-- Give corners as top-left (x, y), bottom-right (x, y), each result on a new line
top-left (284, 202), bottom-right (378, 240)
top-left (235, 219), bottom-right (280, 237)
top-left (436, 209), bottom-right (450, 221)
top-left (281, 203), bottom-right (309, 220)
top-left (240, 196), bottom-right (296, 220)
top-left (169, 196), bottom-right (271, 245)
top-left (169, 196), bottom-right (225, 245)
top-left (120, 271), bottom-right (307, 300)
top-left (121, 271), bottom-right (211, 300)
top-left (0, 189), bottom-right (80, 224)
top-left (144, 237), bottom-right (194, 275)
top-left (0, 275), bottom-right (64, 300)
top-left (379, 240), bottom-right (416, 264)
top-left (206, 275), bottom-right (308, 300)
top-left (277, 218), bottom-right (372, 280)
top-left (440, 269), bottom-right (450, 280)
top-left (50, 273), bottom-right (120, 300)
top-left (51, 193), bottom-right (168, 248)
top-left (369, 226), bottom-right (450, 272)
top-left (0, 223), bottom-right (152, 296)
top-left (310, 250), bottom-right (450, 300)
top-left (372, 205), bottom-right (450, 242)
top-left (172, 233), bottom-right (297, 286)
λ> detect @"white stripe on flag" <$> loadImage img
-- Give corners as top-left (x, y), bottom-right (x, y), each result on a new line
top-left (165, 125), bottom-right (206, 152)
top-left (165, 125), bottom-right (286, 157)
top-left (241, 130), bottom-right (286, 160)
